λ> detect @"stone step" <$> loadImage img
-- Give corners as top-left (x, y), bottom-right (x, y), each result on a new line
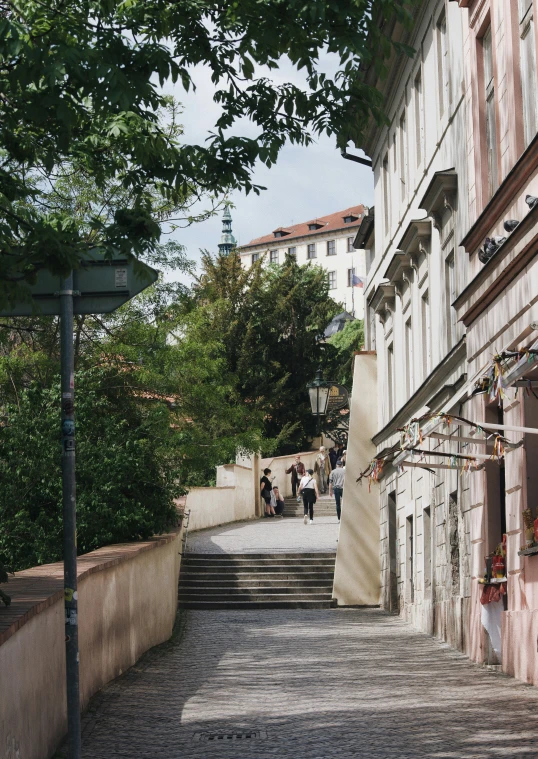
top-left (184, 552), bottom-right (336, 560)
top-left (178, 591), bottom-right (333, 602)
top-left (178, 599), bottom-right (337, 610)
top-left (284, 499), bottom-right (336, 505)
top-left (282, 503), bottom-right (336, 515)
top-left (181, 565), bottom-right (334, 575)
top-left (180, 573), bottom-right (335, 584)
top-left (182, 556), bottom-right (336, 566)
top-left (178, 550), bottom-right (337, 610)
top-left (283, 509), bottom-right (336, 519)
top-left (179, 578), bottom-right (334, 588)
top-left (179, 584), bottom-right (333, 595)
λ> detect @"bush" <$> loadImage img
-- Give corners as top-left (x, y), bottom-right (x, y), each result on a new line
top-left (0, 368), bottom-right (179, 571)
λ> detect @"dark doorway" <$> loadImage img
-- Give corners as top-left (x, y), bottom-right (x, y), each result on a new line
top-left (388, 490), bottom-right (398, 611)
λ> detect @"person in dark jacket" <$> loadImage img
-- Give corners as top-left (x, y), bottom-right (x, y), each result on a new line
top-left (285, 456), bottom-right (306, 497)
top-left (260, 468), bottom-right (275, 517)
top-left (329, 446), bottom-right (338, 470)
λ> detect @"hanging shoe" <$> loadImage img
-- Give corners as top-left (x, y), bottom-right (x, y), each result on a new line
top-left (303, 514), bottom-right (308, 525)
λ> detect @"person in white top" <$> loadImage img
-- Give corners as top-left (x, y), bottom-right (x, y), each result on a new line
top-left (298, 468), bottom-right (320, 525)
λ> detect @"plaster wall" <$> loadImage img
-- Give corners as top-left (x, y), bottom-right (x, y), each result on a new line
top-left (0, 531), bottom-right (182, 759)
top-left (333, 353), bottom-right (380, 606)
top-left (260, 451), bottom-right (318, 498)
top-left (186, 464), bottom-right (259, 531)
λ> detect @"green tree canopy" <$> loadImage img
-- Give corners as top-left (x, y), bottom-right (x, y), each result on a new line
top-left (0, 0), bottom-right (416, 303)
top-left (191, 252), bottom-right (341, 452)
top-left (327, 318), bottom-right (364, 388)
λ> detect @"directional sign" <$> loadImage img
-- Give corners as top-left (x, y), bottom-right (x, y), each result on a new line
top-left (0, 250), bottom-right (159, 316)
top-left (327, 384), bottom-right (349, 413)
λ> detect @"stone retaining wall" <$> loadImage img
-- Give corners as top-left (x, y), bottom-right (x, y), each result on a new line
top-left (0, 526), bottom-right (183, 759)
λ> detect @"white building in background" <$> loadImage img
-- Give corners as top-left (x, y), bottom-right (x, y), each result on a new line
top-left (236, 205), bottom-right (367, 319)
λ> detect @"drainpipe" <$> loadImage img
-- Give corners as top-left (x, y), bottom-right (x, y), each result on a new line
top-left (340, 149), bottom-right (373, 168)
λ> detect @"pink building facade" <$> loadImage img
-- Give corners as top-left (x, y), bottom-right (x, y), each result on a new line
top-left (348, 0), bottom-right (538, 687)
top-left (454, 0), bottom-right (538, 682)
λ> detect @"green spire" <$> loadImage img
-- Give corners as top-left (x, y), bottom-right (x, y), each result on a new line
top-left (218, 205), bottom-right (237, 255)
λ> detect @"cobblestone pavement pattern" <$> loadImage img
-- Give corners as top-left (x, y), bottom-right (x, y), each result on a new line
top-left (78, 518), bottom-right (538, 759)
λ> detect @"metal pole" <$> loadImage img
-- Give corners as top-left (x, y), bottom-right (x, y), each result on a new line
top-left (60, 273), bottom-right (81, 759)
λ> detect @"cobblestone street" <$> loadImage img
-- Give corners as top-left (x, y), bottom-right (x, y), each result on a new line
top-left (76, 518), bottom-right (538, 759)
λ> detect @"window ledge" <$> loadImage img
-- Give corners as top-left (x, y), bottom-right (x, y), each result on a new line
top-left (518, 545), bottom-right (538, 557)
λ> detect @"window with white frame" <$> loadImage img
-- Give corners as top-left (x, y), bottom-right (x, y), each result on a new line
top-left (368, 306), bottom-right (377, 351)
top-left (436, 9), bottom-right (449, 117)
top-left (482, 26), bottom-right (498, 197)
top-left (519, 0), bottom-right (538, 147)
top-left (252, 253), bottom-right (260, 264)
top-left (405, 317), bottom-right (413, 397)
top-left (327, 240), bottom-right (336, 256)
top-left (414, 68), bottom-right (424, 166)
top-left (270, 249), bottom-right (279, 264)
top-left (387, 342), bottom-right (395, 417)
top-left (347, 237), bottom-right (355, 252)
top-left (445, 251), bottom-right (456, 349)
top-left (406, 515), bottom-right (414, 603)
top-left (383, 153), bottom-right (390, 235)
top-left (347, 268), bottom-right (355, 287)
top-left (288, 246), bottom-right (297, 259)
top-left (400, 111), bottom-right (407, 201)
top-left (307, 243), bottom-right (316, 259)
top-left (421, 290), bottom-right (431, 378)
top-left (327, 270), bottom-right (337, 289)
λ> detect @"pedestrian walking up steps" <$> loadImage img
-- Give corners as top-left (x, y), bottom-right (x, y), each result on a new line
top-left (178, 552), bottom-right (337, 610)
top-left (282, 496), bottom-right (337, 518)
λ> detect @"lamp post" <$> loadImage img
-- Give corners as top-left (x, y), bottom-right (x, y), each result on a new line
top-left (306, 367), bottom-right (331, 437)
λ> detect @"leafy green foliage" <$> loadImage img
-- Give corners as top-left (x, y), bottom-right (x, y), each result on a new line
top-left (0, 0), bottom-right (416, 303)
top-left (327, 318), bottom-right (364, 388)
top-left (0, 369), bottom-right (179, 572)
top-left (191, 252), bottom-right (341, 453)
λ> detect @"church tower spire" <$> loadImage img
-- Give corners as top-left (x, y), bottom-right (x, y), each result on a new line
top-left (218, 205), bottom-right (237, 256)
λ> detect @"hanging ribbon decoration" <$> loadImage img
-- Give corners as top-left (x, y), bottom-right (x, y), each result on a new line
top-left (491, 435), bottom-right (505, 462)
top-left (474, 348), bottom-right (538, 401)
top-left (357, 411), bottom-right (515, 487)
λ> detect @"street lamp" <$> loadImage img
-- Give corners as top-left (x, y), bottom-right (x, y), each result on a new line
top-left (307, 367), bottom-right (331, 435)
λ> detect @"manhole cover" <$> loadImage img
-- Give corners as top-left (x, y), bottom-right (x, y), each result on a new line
top-left (193, 731), bottom-right (267, 742)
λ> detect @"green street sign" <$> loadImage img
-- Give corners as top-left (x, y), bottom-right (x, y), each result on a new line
top-left (0, 251), bottom-right (158, 316)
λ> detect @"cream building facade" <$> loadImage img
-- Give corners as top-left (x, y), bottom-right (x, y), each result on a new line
top-left (237, 206), bottom-right (367, 319)
top-left (338, 0), bottom-right (475, 650)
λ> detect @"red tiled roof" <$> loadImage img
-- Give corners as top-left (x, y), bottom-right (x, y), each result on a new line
top-left (238, 205), bottom-right (365, 250)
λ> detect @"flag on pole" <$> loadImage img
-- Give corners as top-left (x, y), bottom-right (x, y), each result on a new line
top-left (352, 273), bottom-right (366, 288)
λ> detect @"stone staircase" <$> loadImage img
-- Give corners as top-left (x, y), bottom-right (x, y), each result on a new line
top-left (282, 496), bottom-right (337, 518)
top-left (178, 552), bottom-right (337, 610)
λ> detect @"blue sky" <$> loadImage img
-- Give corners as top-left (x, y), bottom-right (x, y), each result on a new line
top-left (164, 58), bottom-right (374, 281)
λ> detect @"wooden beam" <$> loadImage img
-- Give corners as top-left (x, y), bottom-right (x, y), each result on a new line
top-left (479, 421), bottom-right (538, 435)
top-left (402, 461), bottom-right (484, 471)
top-left (430, 431), bottom-right (490, 445)
top-left (429, 431), bottom-right (521, 448)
